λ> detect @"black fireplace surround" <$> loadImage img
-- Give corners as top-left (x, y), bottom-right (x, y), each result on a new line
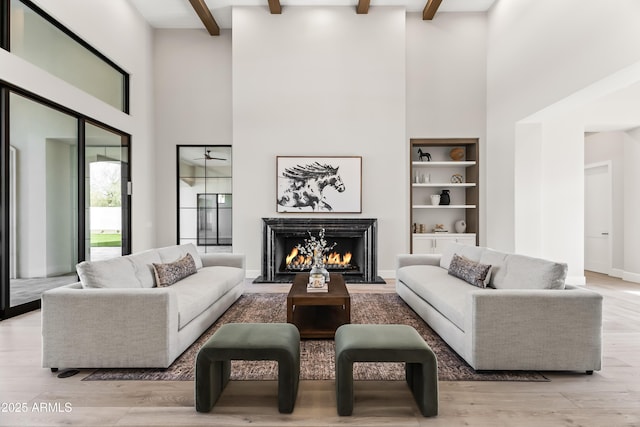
top-left (255, 218), bottom-right (384, 283)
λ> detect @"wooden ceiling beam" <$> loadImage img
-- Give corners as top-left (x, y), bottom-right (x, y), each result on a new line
top-left (423, 0), bottom-right (443, 20)
top-left (188, 0), bottom-right (220, 36)
top-left (268, 0), bottom-right (282, 14)
top-left (356, 0), bottom-right (370, 14)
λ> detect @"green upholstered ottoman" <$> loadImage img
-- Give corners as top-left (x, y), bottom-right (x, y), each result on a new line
top-left (195, 323), bottom-right (300, 413)
top-left (335, 324), bottom-right (438, 417)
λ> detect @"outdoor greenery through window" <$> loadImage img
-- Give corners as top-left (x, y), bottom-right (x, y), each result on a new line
top-left (85, 122), bottom-right (129, 257)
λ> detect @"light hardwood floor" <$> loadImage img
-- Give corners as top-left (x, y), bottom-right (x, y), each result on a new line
top-left (1, 273), bottom-right (639, 426)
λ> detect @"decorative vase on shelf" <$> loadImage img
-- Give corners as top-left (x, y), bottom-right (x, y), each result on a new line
top-left (439, 189), bottom-right (450, 205)
top-left (455, 219), bottom-right (467, 233)
top-left (430, 194), bottom-right (440, 206)
top-left (449, 147), bottom-right (465, 161)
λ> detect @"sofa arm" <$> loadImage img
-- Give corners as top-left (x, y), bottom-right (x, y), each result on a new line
top-left (200, 253), bottom-right (245, 269)
top-left (42, 284), bottom-right (179, 368)
top-left (466, 286), bottom-right (603, 371)
top-left (396, 254), bottom-right (441, 269)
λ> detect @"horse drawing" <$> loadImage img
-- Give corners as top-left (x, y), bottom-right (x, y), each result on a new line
top-left (277, 162), bottom-right (346, 211)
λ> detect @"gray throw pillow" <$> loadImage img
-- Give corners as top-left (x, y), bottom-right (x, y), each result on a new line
top-left (448, 253), bottom-right (492, 288)
top-left (153, 253), bottom-right (197, 287)
top-left (76, 257), bottom-right (140, 289)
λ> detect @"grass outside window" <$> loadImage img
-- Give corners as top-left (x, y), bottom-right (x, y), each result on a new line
top-left (91, 233), bottom-right (121, 247)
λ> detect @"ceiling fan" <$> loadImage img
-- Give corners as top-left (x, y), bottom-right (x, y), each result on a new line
top-left (194, 150), bottom-right (226, 161)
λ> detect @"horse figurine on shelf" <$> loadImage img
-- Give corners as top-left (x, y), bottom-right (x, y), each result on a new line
top-left (417, 148), bottom-right (432, 161)
top-left (277, 162), bottom-right (346, 212)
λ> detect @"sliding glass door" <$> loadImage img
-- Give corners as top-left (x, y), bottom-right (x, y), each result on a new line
top-left (0, 89), bottom-right (131, 319)
top-left (5, 92), bottom-right (79, 309)
top-left (85, 122), bottom-right (130, 261)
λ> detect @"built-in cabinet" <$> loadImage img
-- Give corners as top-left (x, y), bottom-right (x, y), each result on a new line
top-left (412, 234), bottom-right (476, 254)
top-left (410, 138), bottom-right (479, 254)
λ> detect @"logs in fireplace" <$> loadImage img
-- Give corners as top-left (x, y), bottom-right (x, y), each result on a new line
top-left (255, 218), bottom-right (384, 283)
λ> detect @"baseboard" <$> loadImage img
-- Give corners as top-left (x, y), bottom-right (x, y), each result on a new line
top-left (566, 275), bottom-right (586, 286)
top-left (246, 269), bottom-right (261, 280)
top-left (610, 268), bottom-right (624, 279)
top-left (379, 269), bottom-right (395, 280)
top-left (622, 271), bottom-right (640, 284)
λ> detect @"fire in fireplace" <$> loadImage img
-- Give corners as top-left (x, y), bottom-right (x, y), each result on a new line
top-left (256, 218), bottom-right (384, 283)
top-left (284, 246), bottom-right (354, 271)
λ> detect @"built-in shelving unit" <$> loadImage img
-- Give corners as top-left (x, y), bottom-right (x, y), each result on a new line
top-left (409, 138), bottom-right (479, 254)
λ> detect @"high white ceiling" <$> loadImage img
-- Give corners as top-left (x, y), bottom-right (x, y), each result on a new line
top-left (129, 0), bottom-right (496, 30)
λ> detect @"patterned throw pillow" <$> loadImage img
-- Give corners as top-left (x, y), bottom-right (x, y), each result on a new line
top-left (447, 253), bottom-right (492, 288)
top-left (153, 253), bottom-right (197, 287)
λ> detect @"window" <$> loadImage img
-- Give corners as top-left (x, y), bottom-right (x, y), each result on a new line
top-left (0, 0), bottom-right (132, 319)
top-left (0, 86), bottom-right (132, 320)
top-left (6, 0), bottom-right (129, 112)
top-left (177, 146), bottom-right (232, 252)
top-left (5, 92), bottom-right (79, 310)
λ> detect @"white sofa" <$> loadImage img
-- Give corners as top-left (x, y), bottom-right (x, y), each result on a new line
top-left (396, 243), bottom-right (603, 373)
top-left (42, 244), bottom-right (245, 370)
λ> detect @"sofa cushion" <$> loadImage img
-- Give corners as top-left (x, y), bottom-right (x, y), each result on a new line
top-left (157, 244), bottom-right (203, 270)
top-left (397, 265), bottom-right (479, 331)
top-left (440, 243), bottom-right (484, 270)
top-left (479, 248), bottom-right (509, 288)
top-left (173, 266), bottom-right (245, 329)
top-left (153, 253), bottom-right (198, 287)
top-left (497, 254), bottom-right (567, 290)
top-left (127, 249), bottom-right (162, 288)
top-left (76, 257), bottom-right (141, 289)
top-left (448, 254), bottom-right (492, 288)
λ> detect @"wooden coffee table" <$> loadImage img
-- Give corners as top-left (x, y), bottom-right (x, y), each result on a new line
top-left (286, 273), bottom-right (351, 339)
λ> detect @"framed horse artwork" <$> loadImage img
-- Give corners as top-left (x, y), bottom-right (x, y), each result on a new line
top-left (276, 156), bottom-right (362, 213)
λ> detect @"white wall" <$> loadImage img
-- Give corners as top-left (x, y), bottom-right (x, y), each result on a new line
top-left (90, 207), bottom-right (122, 232)
top-left (0, 0), bottom-right (156, 252)
top-left (539, 116), bottom-right (585, 280)
top-left (9, 94), bottom-right (77, 278)
top-left (406, 12), bottom-right (486, 138)
top-left (624, 128), bottom-right (640, 282)
top-left (153, 29), bottom-right (233, 247)
top-left (584, 132), bottom-right (625, 272)
top-left (487, 0), bottom-right (640, 282)
top-left (46, 140), bottom-right (76, 275)
top-left (406, 11), bottom-right (487, 244)
top-left (151, 10), bottom-right (488, 278)
top-left (232, 7), bottom-right (406, 277)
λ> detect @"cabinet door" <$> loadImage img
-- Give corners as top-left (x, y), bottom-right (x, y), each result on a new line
top-left (413, 236), bottom-right (435, 254)
top-left (455, 236), bottom-right (476, 246)
top-left (433, 237), bottom-right (457, 254)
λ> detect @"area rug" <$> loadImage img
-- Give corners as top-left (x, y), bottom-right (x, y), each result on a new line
top-left (83, 293), bottom-right (547, 382)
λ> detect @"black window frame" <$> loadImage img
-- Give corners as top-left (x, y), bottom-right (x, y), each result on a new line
top-left (0, 0), bottom-right (130, 114)
top-left (176, 145), bottom-right (233, 249)
top-left (0, 80), bottom-right (132, 320)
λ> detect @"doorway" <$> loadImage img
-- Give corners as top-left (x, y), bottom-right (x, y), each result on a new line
top-left (85, 122), bottom-right (131, 261)
top-left (584, 162), bottom-right (612, 274)
top-left (177, 145), bottom-right (232, 252)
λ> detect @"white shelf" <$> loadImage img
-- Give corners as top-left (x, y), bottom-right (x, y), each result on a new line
top-left (412, 161), bottom-right (476, 167)
top-left (412, 205), bottom-right (476, 209)
top-left (412, 183), bottom-right (476, 188)
top-left (413, 233), bottom-right (476, 237)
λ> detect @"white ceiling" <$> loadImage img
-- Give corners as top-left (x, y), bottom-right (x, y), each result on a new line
top-left (128, 0), bottom-right (496, 30)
